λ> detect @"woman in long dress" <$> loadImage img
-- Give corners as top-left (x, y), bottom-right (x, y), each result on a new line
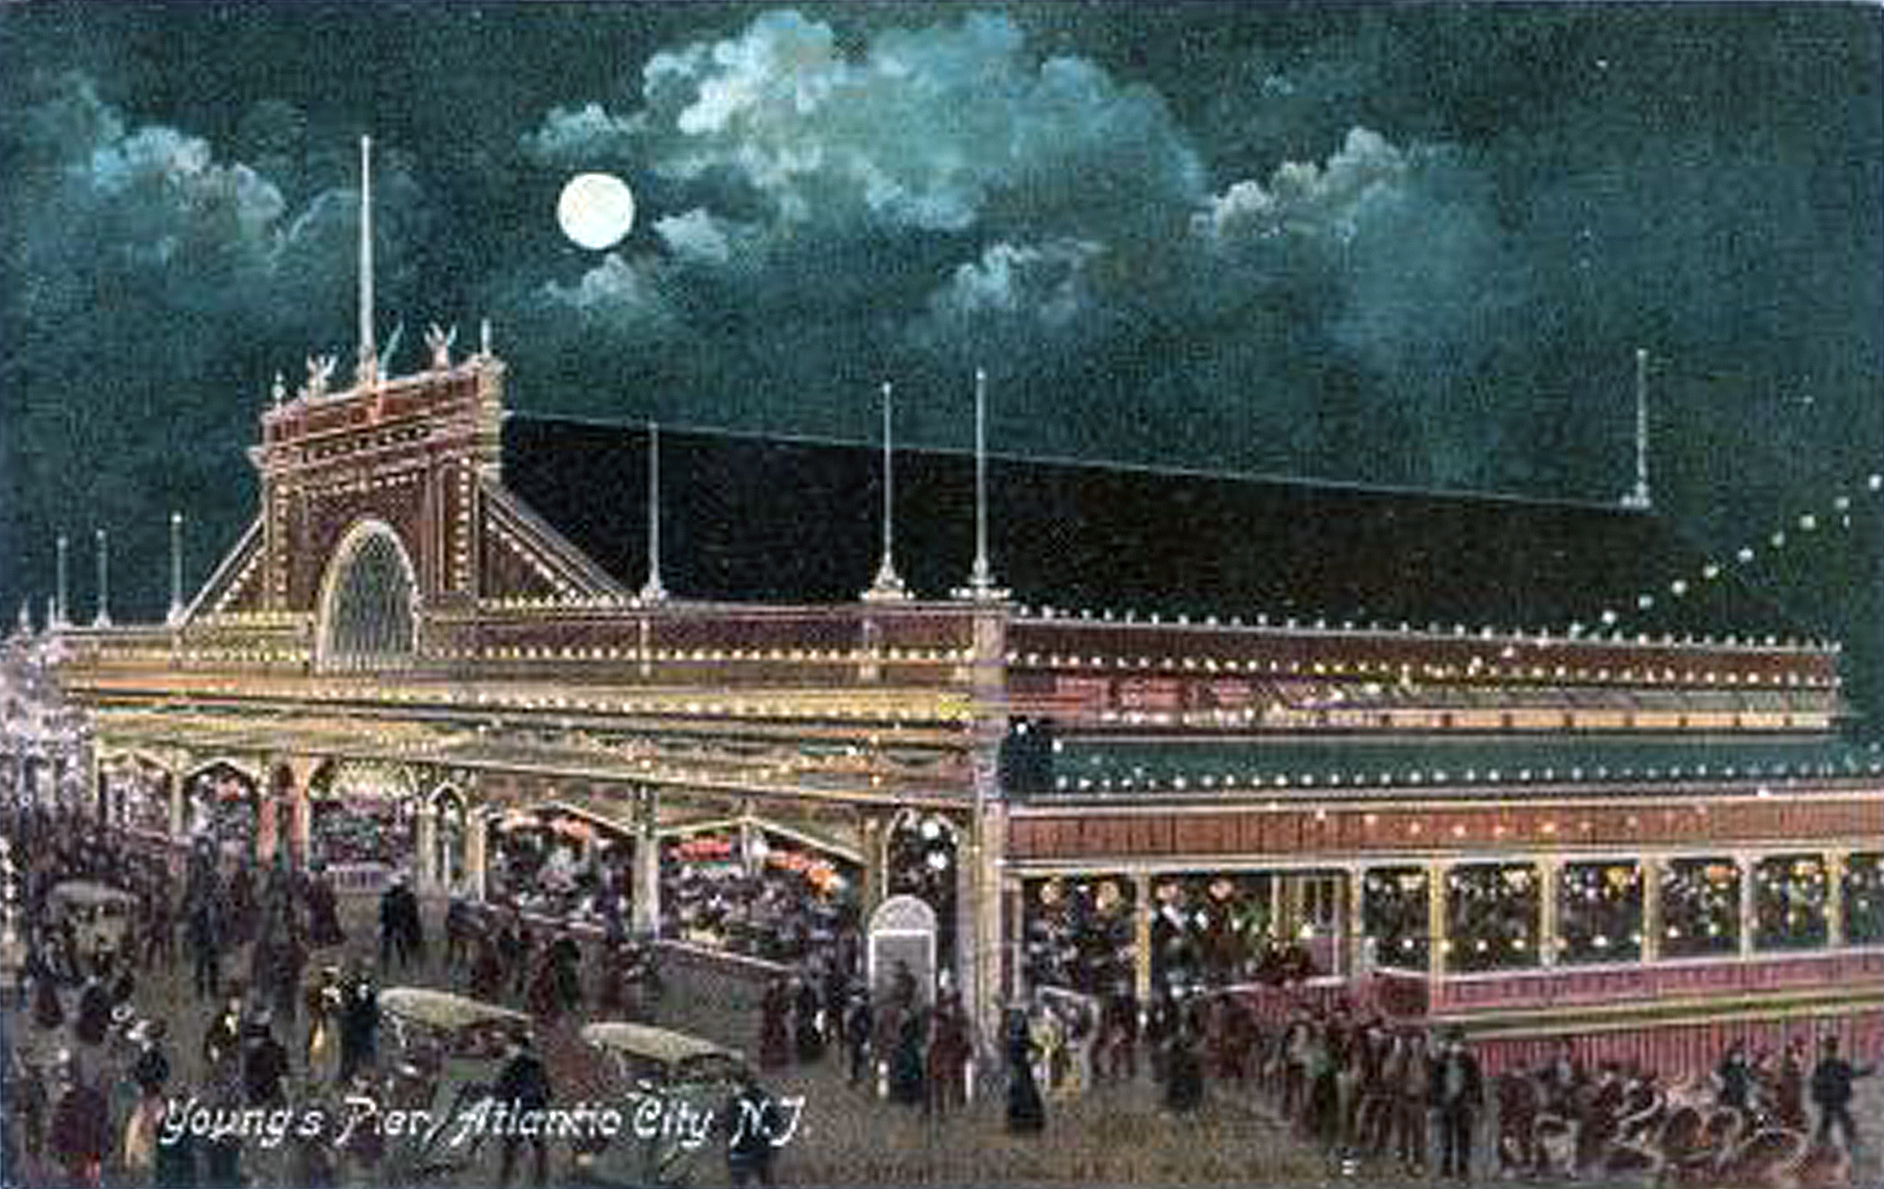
top-left (1005, 1009), bottom-right (1045, 1134)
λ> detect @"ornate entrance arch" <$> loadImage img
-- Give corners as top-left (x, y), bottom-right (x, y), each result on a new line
top-left (316, 520), bottom-right (419, 671)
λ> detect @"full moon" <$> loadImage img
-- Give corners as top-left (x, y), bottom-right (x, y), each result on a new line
top-left (557, 172), bottom-right (636, 251)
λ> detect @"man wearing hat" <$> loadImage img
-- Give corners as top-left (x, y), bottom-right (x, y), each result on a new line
top-left (1810, 1034), bottom-right (1875, 1152)
top-left (494, 1030), bottom-right (553, 1187)
top-left (1430, 1026), bottom-right (1484, 1183)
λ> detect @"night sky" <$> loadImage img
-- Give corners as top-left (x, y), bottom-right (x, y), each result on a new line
top-left (2, 3), bottom-right (1881, 720)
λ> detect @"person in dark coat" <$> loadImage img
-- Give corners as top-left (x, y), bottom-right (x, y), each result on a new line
top-left (31, 956), bottom-right (65, 1031)
top-left (132, 1021), bottom-right (173, 1096)
top-left (470, 930), bottom-right (506, 1001)
top-left (1811, 1034), bottom-right (1875, 1151)
top-left (1005, 1009), bottom-right (1045, 1134)
top-left (758, 976), bottom-right (791, 1069)
top-left (1432, 1027), bottom-right (1485, 1182)
top-left (49, 1057), bottom-right (110, 1188)
top-left (339, 972), bottom-right (380, 1083)
top-left (724, 1070), bottom-right (781, 1188)
top-left (494, 1034), bottom-right (553, 1187)
top-left (842, 988), bottom-right (875, 1088)
top-left (927, 993), bottom-right (972, 1117)
top-left (187, 890), bottom-right (222, 1000)
top-left (243, 1012), bottom-right (290, 1107)
top-left (1166, 1024), bottom-right (1206, 1113)
top-left (227, 862), bottom-right (256, 948)
top-left (73, 975), bottom-right (112, 1047)
top-left (888, 1008), bottom-right (927, 1106)
top-left (203, 997), bottom-right (244, 1073)
top-left (1717, 1039), bottom-right (1756, 1111)
top-left (379, 877), bottom-right (415, 970)
top-left (304, 867), bottom-right (345, 948)
top-left (792, 977), bottom-right (825, 1063)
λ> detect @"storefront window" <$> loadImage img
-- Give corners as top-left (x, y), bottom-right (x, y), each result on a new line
top-left (1150, 872), bottom-right (1283, 990)
top-left (661, 826), bottom-right (859, 965)
top-left (1661, 858), bottom-right (1741, 958)
top-left (1557, 861), bottom-right (1643, 964)
top-left (487, 806), bottom-right (633, 921)
top-left (184, 764), bottom-right (258, 857)
top-left (113, 760), bottom-right (172, 837)
top-left (1446, 863), bottom-right (1540, 974)
top-left (1845, 853), bottom-right (1884, 945)
top-left (1022, 876), bottom-right (1136, 995)
top-left (309, 763), bottom-right (416, 869)
top-left (1361, 867), bottom-right (1430, 971)
top-left (1753, 854), bottom-right (1829, 951)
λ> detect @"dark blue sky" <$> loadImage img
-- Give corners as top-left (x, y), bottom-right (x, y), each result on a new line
top-left (2, 2), bottom-right (1880, 718)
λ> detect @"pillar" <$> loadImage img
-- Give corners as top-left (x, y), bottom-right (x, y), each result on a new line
top-left (1345, 864), bottom-right (1368, 978)
top-left (1538, 858), bottom-right (1560, 968)
top-left (1641, 857), bottom-right (1663, 962)
top-left (1427, 860), bottom-right (1450, 979)
top-left (632, 784), bottom-right (660, 937)
top-left (953, 813), bottom-right (976, 999)
top-left (1739, 853), bottom-right (1757, 956)
top-left (1827, 850), bottom-right (1847, 949)
top-left (167, 766), bottom-right (186, 841)
top-left (860, 813), bottom-right (885, 913)
top-left (256, 776), bottom-right (278, 862)
top-left (968, 802), bottom-right (1008, 1057)
top-left (465, 808), bottom-right (489, 901)
top-left (1133, 871), bottom-right (1154, 1004)
top-left (416, 795), bottom-right (439, 894)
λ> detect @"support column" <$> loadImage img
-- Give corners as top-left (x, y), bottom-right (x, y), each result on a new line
top-left (1346, 864), bottom-right (1368, 978)
top-left (256, 775), bottom-right (278, 863)
top-left (167, 768), bottom-right (186, 841)
top-left (1133, 871), bottom-right (1153, 1004)
top-left (632, 784), bottom-right (660, 937)
top-left (465, 809), bottom-right (489, 901)
top-left (1739, 853), bottom-right (1757, 957)
top-left (1827, 850), bottom-right (1847, 949)
top-left (860, 813), bottom-right (885, 913)
top-left (1427, 860), bottom-right (1450, 980)
top-left (1641, 857), bottom-right (1663, 962)
top-left (968, 802), bottom-right (1007, 1053)
top-left (416, 795), bottom-right (439, 893)
top-left (1538, 858), bottom-right (1560, 968)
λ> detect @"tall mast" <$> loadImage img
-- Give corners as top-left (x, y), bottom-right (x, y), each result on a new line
top-left (864, 381), bottom-right (910, 601)
top-left (168, 510), bottom-right (184, 625)
top-left (639, 421), bottom-right (668, 603)
top-left (93, 528), bottom-right (111, 627)
top-left (956, 367), bottom-right (1006, 600)
top-left (356, 134), bottom-right (378, 388)
top-left (1624, 347), bottom-right (1652, 509)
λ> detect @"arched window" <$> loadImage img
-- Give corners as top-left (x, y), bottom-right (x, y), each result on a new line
top-left (319, 522), bottom-right (418, 670)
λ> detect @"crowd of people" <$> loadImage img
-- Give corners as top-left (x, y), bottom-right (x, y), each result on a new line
top-left (3, 793), bottom-right (1878, 1189)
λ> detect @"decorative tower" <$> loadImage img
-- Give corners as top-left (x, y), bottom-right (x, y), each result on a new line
top-left (863, 381), bottom-right (911, 602)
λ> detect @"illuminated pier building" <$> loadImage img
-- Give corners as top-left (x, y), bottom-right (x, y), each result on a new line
top-left (31, 145), bottom-right (1884, 1066)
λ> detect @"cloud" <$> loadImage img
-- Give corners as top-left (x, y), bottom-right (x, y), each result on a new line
top-left (528, 9), bottom-right (1202, 238)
